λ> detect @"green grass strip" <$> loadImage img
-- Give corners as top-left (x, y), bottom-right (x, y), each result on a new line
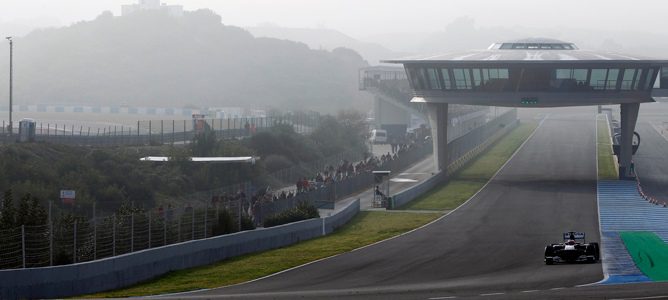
top-left (597, 117), bottom-right (618, 180)
top-left (620, 231), bottom-right (668, 281)
top-left (403, 122), bottom-right (537, 211)
top-left (83, 211), bottom-right (440, 298)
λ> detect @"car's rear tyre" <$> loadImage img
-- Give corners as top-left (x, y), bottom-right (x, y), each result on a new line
top-left (590, 242), bottom-right (600, 261)
top-left (545, 245), bottom-right (554, 265)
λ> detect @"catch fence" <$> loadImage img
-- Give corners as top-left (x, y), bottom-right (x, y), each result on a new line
top-left (0, 114), bottom-right (320, 146)
top-left (0, 200), bottom-right (246, 269)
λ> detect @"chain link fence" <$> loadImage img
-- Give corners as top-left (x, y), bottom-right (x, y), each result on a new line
top-left (0, 113), bottom-right (321, 146)
top-left (0, 201), bottom-right (249, 269)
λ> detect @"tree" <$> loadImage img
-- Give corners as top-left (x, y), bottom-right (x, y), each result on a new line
top-left (0, 189), bottom-right (15, 229)
top-left (192, 129), bottom-right (217, 157)
top-left (16, 193), bottom-right (31, 226)
top-left (28, 196), bottom-right (48, 226)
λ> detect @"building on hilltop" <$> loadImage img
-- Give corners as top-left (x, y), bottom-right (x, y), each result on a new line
top-left (121, 0), bottom-right (184, 17)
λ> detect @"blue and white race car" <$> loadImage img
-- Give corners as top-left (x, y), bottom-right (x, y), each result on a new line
top-left (544, 232), bottom-right (599, 265)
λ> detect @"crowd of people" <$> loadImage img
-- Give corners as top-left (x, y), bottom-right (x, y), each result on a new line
top-left (199, 137), bottom-right (428, 224)
top-left (256, 139), bottom-right (425, 205)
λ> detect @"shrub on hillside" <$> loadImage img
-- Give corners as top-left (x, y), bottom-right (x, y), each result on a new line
top-left (263, 201), bottom-right (320, 228)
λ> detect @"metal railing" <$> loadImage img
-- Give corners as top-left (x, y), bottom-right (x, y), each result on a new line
top-left (0, 201), bottom-right (246, 269)
top-left (0, 114), bottom-right (321, 146)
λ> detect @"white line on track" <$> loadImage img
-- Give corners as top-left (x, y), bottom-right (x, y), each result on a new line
top-left (610, 296), bottom-right (668, 300)
top-left (428, 296), bottom-right (457, 299)
top-left (520, 290), bottom-right (539, 293)
top-left (581, 113), bottom-right (610, 287)
top-left (480, 292), bottom-right (505, 296)
top-left (550, 287), bottom-right (566, 290)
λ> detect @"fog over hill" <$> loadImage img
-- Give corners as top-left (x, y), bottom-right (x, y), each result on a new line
top-left (0, 10), bottom-right (373, 113)
top-left (246, 25), bottom-right (406, 65)
top-left (363, 17), bottom-right (668, 59)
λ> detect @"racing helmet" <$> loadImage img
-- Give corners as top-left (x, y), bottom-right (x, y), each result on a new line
top-left (566, 239), bottom-right (576, 245)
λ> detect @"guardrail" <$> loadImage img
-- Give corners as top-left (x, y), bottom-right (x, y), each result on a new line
top-left (0, 199), bottom-right (360, 299)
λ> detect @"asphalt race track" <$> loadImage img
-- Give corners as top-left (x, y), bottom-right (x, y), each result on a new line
top-left (158, 109), bottom-right (668, 299)
top-left (634, 121), bottom-right (668, 202)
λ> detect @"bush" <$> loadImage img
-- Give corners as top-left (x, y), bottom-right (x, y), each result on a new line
top-left (263, 201), bottom-right (320, 228)
top-left (212, 209), bottom-right (235, 236)
top-left (240, 214), bottom-right (256, 231)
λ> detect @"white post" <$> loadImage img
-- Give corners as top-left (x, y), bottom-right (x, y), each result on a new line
top-left (130, 213), bottom-right (134, 252)
top-left (112, 214), bottom-right (116, 256)
top-left (48, 200), bottom-right (53, 266)
top-left (148, 212), bottom-right (152, 248)
top-left (163, 217), bottom-right (167, 246)
top-left (73, 221), bottom-right (77, 263)
top-left (93, 202), bottom-right (96, 260)
top-left (49, 221), bottom-right (53, 266)
top-left (93, 220), bottom-right (97, 260)
top-left (21, 225), bottom-right (25, 268)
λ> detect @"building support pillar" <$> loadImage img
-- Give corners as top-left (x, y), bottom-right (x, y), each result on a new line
top-left (426, 103), bottom-right (448, 173)
top-left (619, 103), bottom-right (639, 180)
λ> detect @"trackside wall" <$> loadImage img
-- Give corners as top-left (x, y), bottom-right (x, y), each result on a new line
top-left (0, 199), bottom-right (360, 299)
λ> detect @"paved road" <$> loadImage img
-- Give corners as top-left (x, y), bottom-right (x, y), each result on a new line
top-left (634, 121), bottom-right (668, 202)
top-left (159, 109), bottom-right (613, 299)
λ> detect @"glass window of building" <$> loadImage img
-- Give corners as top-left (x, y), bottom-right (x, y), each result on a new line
top-left (406, 67), bottom-right (419, 89)
top-left (440, 68), bottom-right (452, 90)
top-left (662, 67), bottom-right (668, 89)
top-left (472, 69), bottom-right (482, 88)
top-left (633, 68), bottom-right (643, 90)
top-left (621, 69), bottom-right (637, 90)
top-left (453, 68), bottom-right (472, 90)
top-left (426, 68), bottom-right (441, 90)
top-left (500, 43), bottom-right (513, 49)
top-left (553, 69), bottom-right (588, 91)
top-left (606, 69), bottom-right (620, 90)
top-left (477, 68), bottom-right (509, 91)
top-left (590, 69), bottom-right (608, 90)
top-left (644, 68), bottom-right (656, 90)
top-left (416, 68), bottom-right (429, 90)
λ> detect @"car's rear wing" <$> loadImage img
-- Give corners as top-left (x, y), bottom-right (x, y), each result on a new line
top-left (563, 232), bottom-right (585, 241)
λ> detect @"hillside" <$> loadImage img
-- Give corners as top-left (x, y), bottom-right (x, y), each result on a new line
top-left (0, 10), bottom-right (372, 113)
top-left (246, 25), bottom-right (405, 65)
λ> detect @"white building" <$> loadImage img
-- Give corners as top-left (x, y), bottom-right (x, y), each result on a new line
top-left (122, 0), bottom-right (184, 17)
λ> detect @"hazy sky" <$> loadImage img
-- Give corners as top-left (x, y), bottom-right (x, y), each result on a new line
top-left (1, 0), bottom-right (666, 38)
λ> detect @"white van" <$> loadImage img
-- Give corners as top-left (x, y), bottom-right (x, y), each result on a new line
top-left (369, 129), bottom-right (387, 144)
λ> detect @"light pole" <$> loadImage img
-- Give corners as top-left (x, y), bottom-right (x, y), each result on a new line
top-left (6, 37), bottom-right (12, 136)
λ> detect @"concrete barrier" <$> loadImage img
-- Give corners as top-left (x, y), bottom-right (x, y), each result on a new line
top-left (392, 172), bottom-right (446, 209)
top-left (0, 199), bottom-right (360, 299)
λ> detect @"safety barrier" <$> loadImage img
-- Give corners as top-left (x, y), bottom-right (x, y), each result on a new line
top-left (634, 172), bottom-right (668, 207)
top-left (0, 199), bottom-right (360, 299)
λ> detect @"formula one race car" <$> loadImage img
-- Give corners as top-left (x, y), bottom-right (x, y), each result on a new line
top-left (544, 232), bottom-right (599, 265)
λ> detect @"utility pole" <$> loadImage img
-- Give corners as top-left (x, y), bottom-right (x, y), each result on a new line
top-left (6, 37), bottom-right (13, 136)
